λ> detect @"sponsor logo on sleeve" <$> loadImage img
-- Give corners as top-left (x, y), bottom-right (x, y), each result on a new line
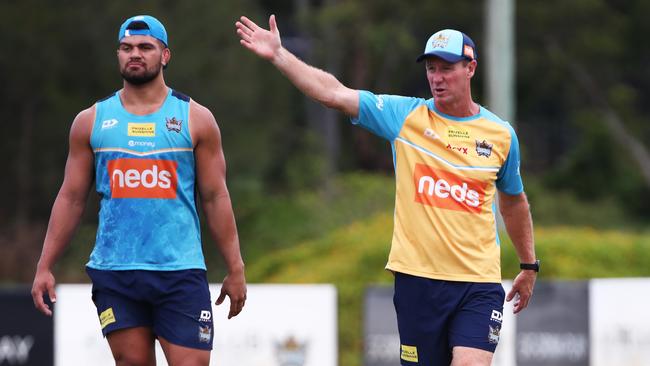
top-left (127, 122), bottom-right (156, 137)
top-left (108, 158), bottom-right (178, 199)
top-left (413, 164), bottom-right (487, 213)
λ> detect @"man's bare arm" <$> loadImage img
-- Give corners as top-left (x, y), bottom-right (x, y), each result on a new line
top-left (500, 191), bottom-right (537, 314)
top-left (191, 101), bottom-right (246, 319)
top-left (236, 14), bottom-right (359, 117)
top-left (32, 107), bottom-right (95, 316)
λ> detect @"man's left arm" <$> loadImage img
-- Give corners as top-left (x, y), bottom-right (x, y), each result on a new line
top-left (192, 101), bottom-right (246, 319)
top-left (499, 192), bottom-right (536, 314)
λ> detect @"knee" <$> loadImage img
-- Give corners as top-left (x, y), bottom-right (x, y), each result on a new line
top-left (114, 352), bottom-right (155, 366)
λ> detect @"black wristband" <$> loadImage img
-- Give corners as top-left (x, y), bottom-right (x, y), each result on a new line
top-left (520, 260), bottom-right (540, 272)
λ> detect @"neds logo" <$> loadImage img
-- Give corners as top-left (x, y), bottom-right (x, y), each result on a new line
top-left (413, 164), bottom-right (486, 213)
top-left (108, 158), bottom-right (178, 199)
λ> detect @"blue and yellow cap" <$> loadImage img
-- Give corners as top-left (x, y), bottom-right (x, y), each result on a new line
top-left (416, 29), bottom-right (476, 63)
top-left (118, 15), bottom-right (168, 47)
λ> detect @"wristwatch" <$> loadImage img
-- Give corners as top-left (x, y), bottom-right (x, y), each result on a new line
top-left (520, 260), bottom-right (540, 272)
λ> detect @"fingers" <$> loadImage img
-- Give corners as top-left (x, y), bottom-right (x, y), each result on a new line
top-left (215, 288), bottom-right (227, 305)
top-left (506, 288), bottom-right (515, 302)
top-left (236, 22), bottom-right (254, 39)
top-left (236, 29), bottom-right (252, 44)
top-left (228, 296), bottom-right (246, 319)
top-left (513, 295), bottom-right (529, 314)
top-left (31, 286), bottom-right (52, 316)
top-left (239, 16), bottom-right (260, 32)
top-left (269, 14), bottom-right (278, 33)
top-left (47, 282), bottom-right (57, 304)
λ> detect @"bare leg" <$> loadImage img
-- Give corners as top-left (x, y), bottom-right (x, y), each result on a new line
top-left (450, 346), bottom-right (494, 366)
top-left (158, 336), bottom-right (210, 366)
top-left (106, 327), bottom-right (156, 366)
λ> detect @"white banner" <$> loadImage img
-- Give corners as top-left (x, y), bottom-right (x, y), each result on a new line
top-left (492, 280), bottom-right (516, 366)
top-left (54, 284), bottom-right (337, 366)
top-left (590, 278), bottom-right (650, 366)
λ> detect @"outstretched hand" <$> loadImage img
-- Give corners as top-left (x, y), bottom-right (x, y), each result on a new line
top-left (236, 15), bottom-right (282, 61)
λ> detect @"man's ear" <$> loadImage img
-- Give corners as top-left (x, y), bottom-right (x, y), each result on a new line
top-left (162, 47), bottom-right (171, 68)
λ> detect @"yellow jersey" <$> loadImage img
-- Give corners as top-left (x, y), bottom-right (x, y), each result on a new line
top-left (352, 91), bottom-right (523, 283)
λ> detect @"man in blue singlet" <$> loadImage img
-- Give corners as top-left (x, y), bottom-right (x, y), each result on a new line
top-left (31, 15), bottom-right (246, 365)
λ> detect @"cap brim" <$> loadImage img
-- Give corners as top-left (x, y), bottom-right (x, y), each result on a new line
top-left (416, 51), bottom-right (466, 63)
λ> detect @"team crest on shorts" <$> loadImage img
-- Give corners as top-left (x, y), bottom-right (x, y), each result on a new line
top-left (488, 324), bottom-right (501, 344)
top-left (198, 325), bottom-right (212, 343)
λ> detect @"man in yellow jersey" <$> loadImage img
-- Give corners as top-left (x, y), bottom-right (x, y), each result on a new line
top-left (236, 14), bottom-right (537, 366)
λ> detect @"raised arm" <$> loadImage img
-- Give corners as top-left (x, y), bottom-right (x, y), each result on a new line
top-left (499, 191), bottom-right (537, 314)
top-left (32, 107), bottom-right (95, 316)
top-left (191, 101), bottom-right (247, 319)
top-left (236, 14), bottom-right (359, 117)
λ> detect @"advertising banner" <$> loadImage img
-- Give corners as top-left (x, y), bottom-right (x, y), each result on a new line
top-left (54, 284), bottom-right (337, 366)
top-left (590, 278), bottom-right (650, 366)
top-left (363, 286), bottom-right (399, 366)
top-left (515, 280), bottom-right (590, 366)
top-left (0, 287), bottom-right (53, 366)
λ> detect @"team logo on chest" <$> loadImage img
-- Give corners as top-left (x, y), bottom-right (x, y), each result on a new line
top-left (475, 139), bottom-right (493, 158)
top-left (166, 117), bottom-right (182, 133)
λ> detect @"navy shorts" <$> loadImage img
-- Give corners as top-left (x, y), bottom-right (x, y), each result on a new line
top-left (86, 267), bottom-right (214, 350)
top-left (393, 272), bottom-right (505, 365)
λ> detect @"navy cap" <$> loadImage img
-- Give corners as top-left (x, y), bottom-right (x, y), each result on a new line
top-left (416, 29), bottom-right (476, 63)
top-left (118, 15), bottom-right (168, 47)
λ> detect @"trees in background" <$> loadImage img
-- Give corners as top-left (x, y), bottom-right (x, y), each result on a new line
top-left (0, 0), bottom-right (648, 282)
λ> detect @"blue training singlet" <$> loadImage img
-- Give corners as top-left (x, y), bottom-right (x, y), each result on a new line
top-left (87, 88), bottom-right (205, 271)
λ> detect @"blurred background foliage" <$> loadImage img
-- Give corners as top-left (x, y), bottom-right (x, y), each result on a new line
top-left (1, 0), bottom-right (650, 364)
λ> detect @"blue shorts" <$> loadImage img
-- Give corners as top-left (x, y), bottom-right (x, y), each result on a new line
top-left (393, 272), bottom-right (505, 365)
top-left (86, 267), bottom-right (214, 350)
